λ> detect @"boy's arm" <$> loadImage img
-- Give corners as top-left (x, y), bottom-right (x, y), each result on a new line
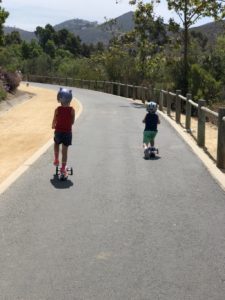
top-left (142, 114), bottom-right (146, 123)
top-left (71, 107), bottom-right (75, 125)
top-left (52, 108), bottom-right (58, 129)
top-left (157, 115), bottom-right (160, 124)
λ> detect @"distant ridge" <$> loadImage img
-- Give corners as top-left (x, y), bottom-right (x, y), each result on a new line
top-left (54, 11), bottom-right (135, 44)
top-left (191, 20), bottom-right (225, 45)
top-left (4, 27), bottom-right (35, 41)
top-left (4, 12), bottom-right (225, 45)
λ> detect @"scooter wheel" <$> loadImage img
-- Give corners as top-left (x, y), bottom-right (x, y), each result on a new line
top-left (56, 166), bottom-right (59, 175)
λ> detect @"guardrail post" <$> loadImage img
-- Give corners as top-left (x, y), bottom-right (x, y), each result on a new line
top-left (132, 85), bottom-right (136, 100)
top-left (142, 87), bottom-right (146, 103)
top-left (136, 87), bottom-right (139, 100)
top-left (104, 81), bottom-right (107, 93)
top-left (117, 83), bottom-right (121, 96)
top-left (159, 90), bottom-right (163, 111)
top-left (175, 90), bottom-right (181, 123)
top-left (142, 87), bottom-right (145, 102)
top-left (217, 108), bottom-right (225, 169)
top-left (167, 92), bottom-right (171, 116)
top-left (125, 84), bottom-right (129, 98)
top-left (185, 93), bottom-right (192, 132)
top-left (197, 99), bottom-right (206, 147)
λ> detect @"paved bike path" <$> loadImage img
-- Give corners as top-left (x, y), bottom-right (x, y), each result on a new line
top-left (0, 84), bottom-right (225, 299)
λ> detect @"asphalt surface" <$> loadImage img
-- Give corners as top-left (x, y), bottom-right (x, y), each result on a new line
top-left (0, 83), bottom-right (225, 300)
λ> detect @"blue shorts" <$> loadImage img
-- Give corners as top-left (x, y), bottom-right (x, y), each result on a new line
top-left (54, 131), bottom-right (72, 146)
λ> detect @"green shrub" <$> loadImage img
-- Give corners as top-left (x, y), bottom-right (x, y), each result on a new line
top-left (0, 84), bottom-right (7, 101)
top-left (189, 64), bottom-right (221, 103)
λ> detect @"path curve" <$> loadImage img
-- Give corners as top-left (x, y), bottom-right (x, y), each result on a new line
top-left (0, 83), bottom-right (225, 299)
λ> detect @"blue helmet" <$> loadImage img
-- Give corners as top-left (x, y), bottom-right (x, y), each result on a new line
top-left (57, 87), bottom-right (73, 104)
top-left (146, 101), bottom-right (157, 113)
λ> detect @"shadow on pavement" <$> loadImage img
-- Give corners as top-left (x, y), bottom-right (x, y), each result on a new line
top-left (143, 156), bottom-right (161, 161)
top-left (119, 105), bottom-right (130, 108)
top-left (131, 102), bottom-right (145, 109)
top-left (50, 175), bottom-right (74, 189)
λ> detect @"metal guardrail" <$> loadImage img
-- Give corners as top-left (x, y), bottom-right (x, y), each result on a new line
top-left (26, 74), bottom-right (225, 169)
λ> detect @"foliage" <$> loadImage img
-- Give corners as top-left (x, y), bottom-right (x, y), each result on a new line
top-left (0, 1), bottom-right (9, 45)
top-left (189, 64), bottom-right (221, 102)
top-left (48, 55), bottom-right (105, 80)
top-left (0, 45), bottom-right (22, 71)
top-left (0, 83), bottom-right (6, 100)
top-left (102, 43), bottom-right (138, 83)
top-left (4, 31), bottom-right (22, 45)
top-left (22, 53), bottom-right (52, 75)
top-left (204, 35), bottom-right (225, 84)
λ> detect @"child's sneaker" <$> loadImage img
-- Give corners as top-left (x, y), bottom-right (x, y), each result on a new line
top-left (144, 148), bottom-right (149, 158)
top-left (60, 167), bottom-right (68, 178)
top-left (53, 159), bottom-right (59, 166)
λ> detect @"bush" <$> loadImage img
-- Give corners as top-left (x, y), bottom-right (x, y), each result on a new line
top-left (1, 70), bottom-right (22, 92)
top-left (0, 83), bottom-right (7, 101)
top-left (189, 64), bottom-right (221, 103)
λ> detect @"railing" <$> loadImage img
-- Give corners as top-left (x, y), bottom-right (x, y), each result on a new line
top-left (158, 89), bottom-right (225, 169)
top-left (26, 74), bottom-right (225, 169)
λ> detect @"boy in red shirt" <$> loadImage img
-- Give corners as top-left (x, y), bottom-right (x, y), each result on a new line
top-left (52, 88), bottom-right (75, 176)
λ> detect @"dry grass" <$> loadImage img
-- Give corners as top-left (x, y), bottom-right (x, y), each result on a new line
top-left (0, 83), bottom-right (80, 183)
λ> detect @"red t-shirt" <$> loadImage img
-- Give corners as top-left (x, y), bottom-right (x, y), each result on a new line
top-left (55, 106), bottom-right (74, 133)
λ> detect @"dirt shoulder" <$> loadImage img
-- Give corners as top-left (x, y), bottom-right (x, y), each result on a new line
top-left (0, 83), bottom-right (80, 184)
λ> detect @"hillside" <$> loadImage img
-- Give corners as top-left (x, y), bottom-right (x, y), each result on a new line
top-left (4, 11), bottom-right (135, 45)
top-left (4, 26), bottom-right (36, 41)
top-left (3, 13), bottom-right (225, 46)
top-left (191, 20), bottom-right (225, 45)
top-left (54, 11), bottom-right (135, 44)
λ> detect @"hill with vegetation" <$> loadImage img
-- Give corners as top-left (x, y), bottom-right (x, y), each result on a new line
top-left (4, 11), bottom-right (135, 44)
top-left (4, 26), bottom-right (35, 41)
top-left (4, 12), bottom-right (225, 46)
top-left (191, 20), bottom-right (225, 46)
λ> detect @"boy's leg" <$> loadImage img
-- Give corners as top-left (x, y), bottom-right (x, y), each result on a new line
top-left (150, 131), bottom-right (157, 148)
top-left (143, 131), bottom-right (149, 150)
top-left (54, 142), bottom-right (60, 165)
top-left (54, 132), bottom-right (62, 165)
top-left (61, 144), bottom-right (68, 171)
top-left (60, 132), bottom-right (72, 173)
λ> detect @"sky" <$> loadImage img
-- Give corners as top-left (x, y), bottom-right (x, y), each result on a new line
top-left (3, 0), bottom-right (213, 31)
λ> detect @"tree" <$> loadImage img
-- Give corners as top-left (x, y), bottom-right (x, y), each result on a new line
top-left (45, 40), bottom-right (56, 58)
top-left (129, 0), bottom-right (225, 94)
top-left (166, 0), bottom-right (225, 94)
top-left (0, 1), bottom-right (9, 45)
top-left (129, 1), bottom-right (168, 83)
top-left (5, 31), bottom-right (22, 45)
top-left (35, 24), bottom-right (55, 49)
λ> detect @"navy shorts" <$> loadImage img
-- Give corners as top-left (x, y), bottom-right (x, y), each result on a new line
top-left (54, 131), bottom-right (72, 146)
